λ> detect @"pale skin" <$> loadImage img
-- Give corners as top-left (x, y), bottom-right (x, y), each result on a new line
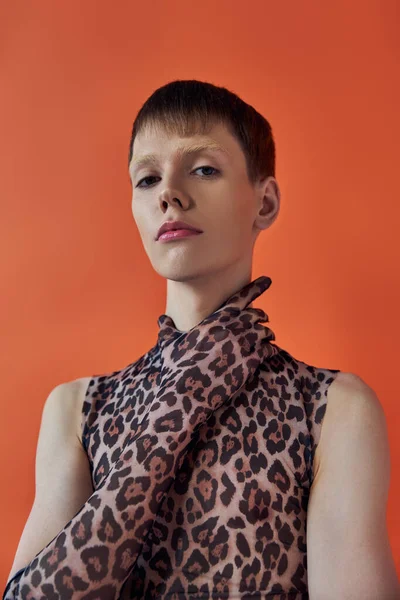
top-left (7, 122), bottom-right (400, 598)
top-left (128, 121), bottom-right (281, 331)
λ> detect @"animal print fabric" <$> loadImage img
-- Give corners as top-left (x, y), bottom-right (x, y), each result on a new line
top-left (3, 276), bottom-right (341, 599)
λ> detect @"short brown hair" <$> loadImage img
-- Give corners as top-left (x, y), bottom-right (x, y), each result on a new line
top-left (128, 79), bottom-right (276, 185)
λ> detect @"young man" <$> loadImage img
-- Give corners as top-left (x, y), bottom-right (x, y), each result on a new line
top-left (4, 80), bottom-right (399, 599)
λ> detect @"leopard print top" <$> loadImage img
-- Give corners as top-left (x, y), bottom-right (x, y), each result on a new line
top-left (3, 275), bottom-right (341, 599)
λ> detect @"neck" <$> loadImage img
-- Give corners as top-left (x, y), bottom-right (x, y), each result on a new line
top-left (163, 261), bottom-right (254, 333)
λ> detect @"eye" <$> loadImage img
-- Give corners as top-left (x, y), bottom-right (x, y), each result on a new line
top-left (135, 166), bottom-right (220, 189)
top-left (136, 175), bottom-right (158, 189)
top-left (194, 165), bottom-right (219, 178)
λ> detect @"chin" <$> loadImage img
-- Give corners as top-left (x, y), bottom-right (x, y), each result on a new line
top-left (150, 254), bottom-right (223, 283)
top-left (152, 264), bottom-right (206, 283)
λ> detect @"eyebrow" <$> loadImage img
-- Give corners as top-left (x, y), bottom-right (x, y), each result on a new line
top-left (130, 141), bottom-right (231, 175)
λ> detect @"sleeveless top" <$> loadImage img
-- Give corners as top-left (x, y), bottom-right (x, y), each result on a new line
top-left (2, 275), bottom-right (341, 600)
top-left (82, 275), bottom-right (340, 599)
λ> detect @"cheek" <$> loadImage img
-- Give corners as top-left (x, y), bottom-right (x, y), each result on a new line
top-left (223, 196), bottom-right (254, 232)
top-left (208, 217), bottom-right (253, 254)
top-left (131, 203), bottom-right (150, 235)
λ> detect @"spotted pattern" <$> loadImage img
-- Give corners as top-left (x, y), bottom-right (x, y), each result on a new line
top-left (3, 276), bottom-right (340, 600)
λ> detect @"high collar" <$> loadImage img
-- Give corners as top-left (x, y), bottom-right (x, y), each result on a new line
top-left (156, 275), bottom-right (276, 349)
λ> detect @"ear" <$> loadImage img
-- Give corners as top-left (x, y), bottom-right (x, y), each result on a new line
top-left (254, 176), bottom-right (281, 232)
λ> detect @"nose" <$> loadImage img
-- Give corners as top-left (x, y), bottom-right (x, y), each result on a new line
top-left (158, 187), bottom-right (190, 212)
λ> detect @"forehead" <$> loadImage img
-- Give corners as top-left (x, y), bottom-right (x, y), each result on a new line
top-left (129, 121), bottom-right (242, 175)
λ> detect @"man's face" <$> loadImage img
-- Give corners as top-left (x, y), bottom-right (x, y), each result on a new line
top-left (129, 121), bottom-right (268, 282)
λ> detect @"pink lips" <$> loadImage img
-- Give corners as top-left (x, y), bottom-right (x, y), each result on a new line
top-left (157, 229), bottom-right (202, 242)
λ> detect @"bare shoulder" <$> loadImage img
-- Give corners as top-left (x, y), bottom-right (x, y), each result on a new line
top-left (326, 371), bottom-right (384, 413)
top-left (326, 371), bottom-right (381, 405)
top-left (307, 373), bottom-right (399, 597)
top-left (313, 371), bottom-right (386, 476)
top-left (61, 376), bottom-right (93, 448)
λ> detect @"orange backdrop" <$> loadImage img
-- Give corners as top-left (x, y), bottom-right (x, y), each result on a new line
top-left (1, 0), bottom-right (399, 585)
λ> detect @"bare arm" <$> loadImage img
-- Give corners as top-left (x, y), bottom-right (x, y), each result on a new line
top-left (6, 378), bottom-right (94, 582)
top-left (307, 373), bottom-right (400, 599)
